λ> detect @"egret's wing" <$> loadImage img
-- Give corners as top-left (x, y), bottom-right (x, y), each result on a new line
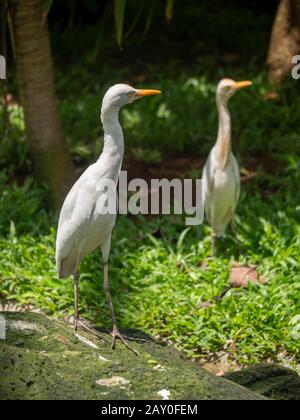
top-left (202, 151), bottom-right (215, 223)
top-left (231, 154), bottom-right (241, 208)
top-left (56, 168), bottom-right (97, 264)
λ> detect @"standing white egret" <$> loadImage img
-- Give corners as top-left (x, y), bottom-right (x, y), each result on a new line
top-left (202, 78), bottom-right (252, 255)
top-left (56, 84), bottom-right (161, 353)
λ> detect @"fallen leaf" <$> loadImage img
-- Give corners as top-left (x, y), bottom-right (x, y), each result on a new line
top-left (230, 263), bottom-right (267, 288)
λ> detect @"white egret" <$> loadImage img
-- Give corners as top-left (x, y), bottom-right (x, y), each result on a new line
top-left (202, 78), bottom-right (252, 254)
top-left (56, 84), bottom-right (161, 353)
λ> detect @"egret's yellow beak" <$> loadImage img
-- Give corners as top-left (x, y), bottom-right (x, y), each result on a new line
top-left (135, 89), bottom-right (162, 97)
top-left (234, 81), bottom-right (253, 90)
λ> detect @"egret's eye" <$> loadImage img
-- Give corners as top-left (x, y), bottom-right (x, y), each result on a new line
top-left (223, 86), bottom-right (231, 92)
top-left (128, 92), bottom-right (135, 98)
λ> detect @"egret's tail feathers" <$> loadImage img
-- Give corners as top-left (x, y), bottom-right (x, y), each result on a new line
top-left (57, 254), bottom-right (77, 279)
top-left (212, 227), bottom-right (227, 238)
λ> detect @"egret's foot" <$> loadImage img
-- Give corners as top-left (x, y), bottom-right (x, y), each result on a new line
top-left (67, 316), bottom-right (105, 341)
top-left (111, 327), bottom-right (139, 356)
top-left (66, 315), bottom-right (80, 331)
top-left (77, 319), bottom-right (105, 341)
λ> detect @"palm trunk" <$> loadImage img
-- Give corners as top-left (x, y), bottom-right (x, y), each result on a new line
top-left (267, 0), bottom-right (300, 85)
top-left (8, 0), bottom-right (75, 209)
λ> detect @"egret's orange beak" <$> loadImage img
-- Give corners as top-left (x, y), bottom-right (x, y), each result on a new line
top-left (135, 89), bottom-right (162, 97)
top-left (234, 80), bottom-right (253, 90)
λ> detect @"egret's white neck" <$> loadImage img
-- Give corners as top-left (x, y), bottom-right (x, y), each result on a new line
top-left (96, 104), bottom-right (124, 183)
top-left (101, 104), bottom-right (124, 156)
top-left (215, 97), bottom-right (231, 169)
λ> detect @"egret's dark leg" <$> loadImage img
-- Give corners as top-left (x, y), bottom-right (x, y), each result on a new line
top-left (103, 262), bottom-right (117, 327)
top-left (103, 262), bottom-right (139, 355)
top-left (73, 271), bottom-right (79, 331)
top-left (231, 218), bottom-right (240, 255)
top-left (231, 219), bottom-right (237, 239)
top-left (211, 233), bottom-right (217, 257)
top-left (72, 270), bottom-right (105, 339)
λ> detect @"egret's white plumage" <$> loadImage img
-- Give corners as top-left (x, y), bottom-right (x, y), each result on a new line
top-left (202, 78), bottom-right (252, 253)
top-left (56, 84), bottom-right (161, 352)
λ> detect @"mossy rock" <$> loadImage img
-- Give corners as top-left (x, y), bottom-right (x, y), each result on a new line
top-left (0, 312), bottom-right (267, 400)
top-left (225, 364), bottom-right (300, 400)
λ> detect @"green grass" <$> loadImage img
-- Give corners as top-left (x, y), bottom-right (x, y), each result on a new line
top-left (48, 0), bottom-right (299, 163)
top-left (3, 1), bottom-right (300, 170)
top-left (0, 159), bottom-right (299, 365)
top-left (0, 0), bottom-right (299, 369)
top-left (4, 71), bottom-right (300, 170)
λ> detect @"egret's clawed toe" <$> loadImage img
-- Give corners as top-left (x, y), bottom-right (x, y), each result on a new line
top-left (69, 317), bottom-right (105, 341)
top-left (111, 327), bottom-right (139, 356)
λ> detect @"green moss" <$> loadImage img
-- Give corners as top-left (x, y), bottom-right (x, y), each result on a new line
top-left (0, 312), bottom-right (266, 400)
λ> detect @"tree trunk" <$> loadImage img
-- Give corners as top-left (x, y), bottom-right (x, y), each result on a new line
top-left (8, 0), bottom-right (75, 209)
top-left (267, 0), bottom-right (300, 85)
